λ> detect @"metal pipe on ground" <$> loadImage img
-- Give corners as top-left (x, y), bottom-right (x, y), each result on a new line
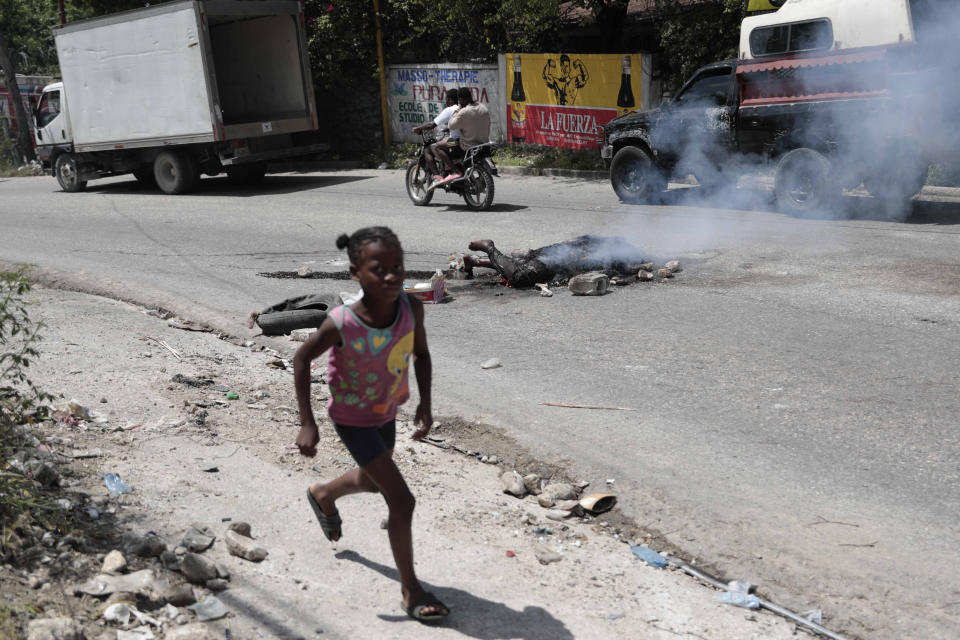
top-left (664, 555), bottom-right (849, 640)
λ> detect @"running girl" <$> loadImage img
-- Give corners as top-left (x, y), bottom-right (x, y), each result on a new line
top-left (293, 226), bottom-right (449, 622)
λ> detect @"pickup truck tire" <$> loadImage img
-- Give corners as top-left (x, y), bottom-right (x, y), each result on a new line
top-left (610, 146), bottom-right (666, 204)
top-left (154, 151), bottom-right (199, 195)
top-left (774, 148), bottom-right (836, 216)
top-left (55, 153), bottom-right (87, 193)
top-left (226, 163), bottom-right (267, 185)
top-left (863, 163), bottom-right (928, 205)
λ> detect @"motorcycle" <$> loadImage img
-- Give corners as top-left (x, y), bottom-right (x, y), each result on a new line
top-left (405, 130), bottom-right (498, 210)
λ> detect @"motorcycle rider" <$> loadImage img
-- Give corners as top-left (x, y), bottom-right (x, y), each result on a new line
top-left (412, 88), bottom-right (459, 182)
top-left (434, 86), bottom-right (490, 184)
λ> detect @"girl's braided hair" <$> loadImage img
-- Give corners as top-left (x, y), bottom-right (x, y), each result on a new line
top-left (336, 227), bottom-right (402, 264)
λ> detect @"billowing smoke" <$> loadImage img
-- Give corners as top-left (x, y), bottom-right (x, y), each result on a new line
top-left (619, 0), bottom-right (960, 223)
top-left (536, 235), bottom-right (648, 273)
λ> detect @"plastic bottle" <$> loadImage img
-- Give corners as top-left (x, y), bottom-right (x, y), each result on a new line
top-left (429, 269), bottom-right (445, 303)
top-left (715, 591), bottom-right (761, 609)
top-left (104, 473), bottom-right (132, 495)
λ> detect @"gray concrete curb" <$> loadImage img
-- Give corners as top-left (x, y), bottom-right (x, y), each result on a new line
top-left (495, 165), bottom-right (609, 181)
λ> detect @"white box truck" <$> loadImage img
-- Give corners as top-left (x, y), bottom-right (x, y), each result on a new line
top-left (32, 0), bottom-right (325, 194)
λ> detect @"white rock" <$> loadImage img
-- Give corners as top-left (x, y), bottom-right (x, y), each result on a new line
top-left (224, 529), bottom-right (268, 562)
top-left (101, 550), bottom-right (126, 574)
top-left (481, 358), bottom-right (501, 369)
top-left (26, 617), bottom-right (84, 640)
top-left (165, 624), bottom-right (218, 640)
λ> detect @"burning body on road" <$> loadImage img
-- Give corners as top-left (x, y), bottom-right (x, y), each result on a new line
top-left (461, 235), bottom-right (669, 288)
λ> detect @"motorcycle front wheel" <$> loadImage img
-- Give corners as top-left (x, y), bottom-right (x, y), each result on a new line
top-left (405, 162), bottom-right (434, 206)
top-left (461, 165), bottom-right (494, 211)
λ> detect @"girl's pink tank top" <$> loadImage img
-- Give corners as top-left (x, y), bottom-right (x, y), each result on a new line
top-left (326, 293), bottom-right (415, 427)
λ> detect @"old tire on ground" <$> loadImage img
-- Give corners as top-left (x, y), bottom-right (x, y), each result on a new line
top-left (132, 166), bottom-right (156, 187)
top-left (405, 162), bottom-right (434, 205)
top-left (462, 166), bottom-right (494, 210)
top-left (55, 153), bottom-right (87, 193)
top-left (225, 162), bottom-right (267, 185)
top-left (256, 309), bottom-right (328, 336)
top-left (774, 148), bottom-right (836, 216)
top-left (610, 145), bottom-right (665, 204)
top-left (154, 151), bottom-right (199, 194)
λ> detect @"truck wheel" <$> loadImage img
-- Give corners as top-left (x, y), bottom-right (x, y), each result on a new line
top-left (863, 163), bottom-right (928, 205)
top-left (154, 151), bottom-right (199, 195)
top-left (226, 163), bottom-right (267, 185)
top-left (55, 154), bottom-right (87, 193)
top-left (256, 309), bottom-right (328, 336)
top-left (132, 166), bottom-right (156, 187)
top-left (774, 148), bottom-right (835, 216)
top-left (610, 146), bottom-right (665, 204)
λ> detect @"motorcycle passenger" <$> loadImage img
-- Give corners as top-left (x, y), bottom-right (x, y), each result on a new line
top-left (435, 87), bottom-right (490, 185)
top-left (412, 88), bottom-right (460, 182)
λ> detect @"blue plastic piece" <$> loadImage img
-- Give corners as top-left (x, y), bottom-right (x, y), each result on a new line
top-left (630, 545), bottom-right (668, 567)
top-left (104, 473), bottom-right (132, 495)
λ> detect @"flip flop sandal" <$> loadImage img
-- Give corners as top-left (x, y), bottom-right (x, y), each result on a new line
top-left (402, 591), bottom-right (449, 622)
top-left (307, 489), bottom-right (342, 541)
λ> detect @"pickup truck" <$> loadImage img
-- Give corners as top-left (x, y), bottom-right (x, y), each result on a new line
top-left (600, 0), bottom-right (957, 215)
top-left (33, 0), bottom-right (326, 194)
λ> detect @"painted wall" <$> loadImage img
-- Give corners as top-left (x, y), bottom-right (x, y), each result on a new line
top-left (386, 63), bottom-right (504, 143)
top-left (503, 53), bottom-right (648, 150)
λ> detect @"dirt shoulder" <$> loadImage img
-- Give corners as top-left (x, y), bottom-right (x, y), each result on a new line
top-left (4, 286), bottom-right (804, 639)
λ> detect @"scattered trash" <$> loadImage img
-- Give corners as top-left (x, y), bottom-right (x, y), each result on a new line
top-left (189, 595), bottom-right (230, 621)
top-left (579, 493), bottom-right (617, 515)
top-left (481, 358), bottom-right (501, 369)
top-left (76, 569), bottom-right (158, 597)
top-left (145, 336), bottom-right (182, 359)
top-left (605, 613), bottom-right (623, 621)
top-left (568, 272), bottom-right (609, 296)
top-left (605, 478), bottom-right (615, 485)
top-left (70, 448), bottom-right (103, 459)
top-left (716, 591), bottom-right (761, 609)
top-left (87, 507), bottom-right (100, 519)
top-left (170, 374), bottom-right (214, 387)
top-left (117, 627), bottom-right (156, 640)
top-left (104, 473), bottom-right (132, 495)
top-left (539, 402), bottom-right (635, 411)
top-left (630, 545), bottom-right (668, 567)
top-left (103, 602), bottom-right (162, 627)
top-left (505, 550), bottom-right (516, 558)
top-left (535, 283), bottom-right (554, 297)
top-left (225, 391), bottom-right (239, 400)
top-left (801, 609), bottom-right (824, 625)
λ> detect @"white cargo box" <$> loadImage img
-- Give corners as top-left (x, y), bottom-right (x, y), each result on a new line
top-left (55, 0), bottom-right (316, 152)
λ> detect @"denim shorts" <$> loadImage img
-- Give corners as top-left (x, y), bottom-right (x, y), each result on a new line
top-left (333, 419), bottom-right (396, 467)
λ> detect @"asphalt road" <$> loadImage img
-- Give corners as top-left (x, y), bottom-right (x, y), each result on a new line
top-left (2, 170), bottom-right (959, 639)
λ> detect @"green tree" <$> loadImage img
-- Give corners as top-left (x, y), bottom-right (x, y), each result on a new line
top-left (652, 0), bottom-right (745, 92)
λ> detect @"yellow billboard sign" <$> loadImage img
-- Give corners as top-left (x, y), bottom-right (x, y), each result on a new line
top-left (506, 53), bottom-right (642, 149)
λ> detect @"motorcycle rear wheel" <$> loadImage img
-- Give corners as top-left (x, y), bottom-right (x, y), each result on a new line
top-left (461, 166), bottom-right (494, 211)
top-left (405, 162), bottom-right (434, 206)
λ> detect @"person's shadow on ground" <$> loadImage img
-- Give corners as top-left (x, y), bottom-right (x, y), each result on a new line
top-left (334, 550), bottom-right (575, 640)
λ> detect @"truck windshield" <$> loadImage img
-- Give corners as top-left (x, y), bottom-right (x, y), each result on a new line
top-left (750, 19), bottom-right (833, 57)
top-left (37, 91), bottom-right (60, 128)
